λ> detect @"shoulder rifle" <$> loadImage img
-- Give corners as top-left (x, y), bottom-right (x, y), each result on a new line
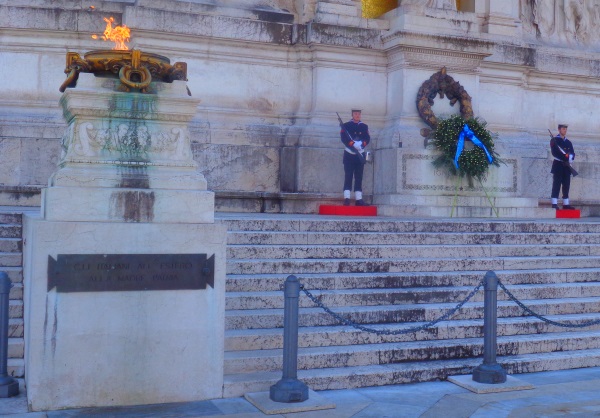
top-left (337, 112), bottom-right (366, 164)
top-left (548, 129), bottom-right (578, 177)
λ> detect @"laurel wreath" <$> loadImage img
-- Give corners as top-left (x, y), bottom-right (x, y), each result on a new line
top-left (431, 115), bottom-right (502, 187)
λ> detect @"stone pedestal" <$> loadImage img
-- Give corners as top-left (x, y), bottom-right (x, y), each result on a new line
top-left (372, 148), bottom-right (553, 217)
top-left (23, 220), bottom-right (226, 411)
top-left (23, 73), bottom-right (226, 411)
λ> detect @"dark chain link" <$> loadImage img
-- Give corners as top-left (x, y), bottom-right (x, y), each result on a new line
top-left (299, 279), bottom-right (484, 335)
top-left (497, 279), bottom-right (600, 328)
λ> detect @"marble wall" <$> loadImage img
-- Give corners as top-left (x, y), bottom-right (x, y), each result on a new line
top-left (2, 0), bottom-right (600, 211)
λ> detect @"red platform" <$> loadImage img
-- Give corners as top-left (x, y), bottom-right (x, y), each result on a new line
top-left (556, 209), bottom-right (581, 218)
top-left (319, 205), bottom-right (377, 216)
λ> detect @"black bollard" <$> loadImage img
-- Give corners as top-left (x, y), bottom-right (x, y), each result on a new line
top-left (270, 275), bottom-right (309, 403)
top-left (0, 272), bottom-right (18, 397)
top-left (472, 270), bottom-right (507, 384)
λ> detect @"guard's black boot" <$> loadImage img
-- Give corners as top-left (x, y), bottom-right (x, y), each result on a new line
top-left (563, 205), bottom-right (576, 210)
top-left (355, 199), bottom-right (366, 206)
top-left (552, 204), bottom-right (559, 209)
top-left (343, 198), bottom-right (350, 206)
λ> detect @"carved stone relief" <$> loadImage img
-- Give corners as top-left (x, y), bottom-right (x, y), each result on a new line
top-left (61, 121), bottom-right (193, 165)
top-left (521, 0), bottom-right (600, 44)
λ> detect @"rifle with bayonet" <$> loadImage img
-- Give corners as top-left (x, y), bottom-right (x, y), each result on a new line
top-left (337, 112), bottom-right (366, 165)
top-left (548, 129), bottom-right (578, 177)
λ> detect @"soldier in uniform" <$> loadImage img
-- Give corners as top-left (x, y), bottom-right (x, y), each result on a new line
top-left (550, 123), bottom-right (576, 209)
top-left (341, 109), bottom-right (370, 206)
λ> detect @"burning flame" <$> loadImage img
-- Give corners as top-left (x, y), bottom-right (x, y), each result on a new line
top-left (91, 17), bottom-right (130, 50)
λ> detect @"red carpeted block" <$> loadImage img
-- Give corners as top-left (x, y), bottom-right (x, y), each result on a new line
top-left (556, 209), bottom-right (580, 218)
top-left (319, 205), bottom-right (377, 216)
top-left (318, 205), bottom-right (338, 215)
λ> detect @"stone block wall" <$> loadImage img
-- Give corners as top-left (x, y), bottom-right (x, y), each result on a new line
top-left (2, 0), bottom-right (600, 211)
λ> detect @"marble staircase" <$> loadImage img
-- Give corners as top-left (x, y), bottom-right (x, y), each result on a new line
top-left (4, 210), bottom-right (600, 397)
top-left (0, 211), bottom-right (25, 379)
top-left (220, 215), bottom-right (600, 397)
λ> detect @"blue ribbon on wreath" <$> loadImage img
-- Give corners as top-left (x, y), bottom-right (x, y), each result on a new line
top-left (453, 124), bottom-right (493, 169)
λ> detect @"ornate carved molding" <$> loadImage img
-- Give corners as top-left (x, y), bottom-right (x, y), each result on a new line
top-left (382, 30), bottom-right (494, 49)
top-left (60, 121), bottom-right (196, 168)
top-left (387, 45), bottom-right (489, 72)
top-left (384, 31), bottom-right (492, 72)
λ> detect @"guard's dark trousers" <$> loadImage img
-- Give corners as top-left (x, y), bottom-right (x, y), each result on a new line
top-left (343, 152), bottom-right (364, 192)
top-left (551, 162), bottom-right (571, 199)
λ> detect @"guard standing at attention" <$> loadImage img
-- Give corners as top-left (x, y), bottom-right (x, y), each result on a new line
top-left (550, 123), bottom-right (576, 209)
top-left (341, 109), bottom-right (370, 206)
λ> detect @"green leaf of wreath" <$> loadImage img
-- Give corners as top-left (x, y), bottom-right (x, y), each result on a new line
top-left (431, 115), bottom-right (503, 187)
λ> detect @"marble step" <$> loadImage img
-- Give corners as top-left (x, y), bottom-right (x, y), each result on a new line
top-left (225, 282), bottom-right (600, 310)
top-left (9, 319), bottom-right (23, 338)
top-left (9, 300), bottom-right (22, 319)
top-left (0, 225), bottom-right (21, 239)
top-left (220, 218), bottom-right (600, 234)
top-left (225, 313), bottom-right (600, 351)
top-left (0, 238), bottom-right (21, 253)
top-left (0, 213), bottom-right (22, 224)
top-left (377, 205), bottom-right (555, 219)
top-left (226, 269), bottom-right (600, 292)
top-left (225, 297), bottom-right (600, 330)
top-left (227, 243), bottom-right (600, 260)
top-left (9, 283), bottom-right (22, 300)
top-left (0, 252), bottom-right (22, 267)
top-left (224, 330), bottom-right (600, 374)
top-left (227, 231), bottom-right (600, 246)
top-left (375, 195), bottom-right (541, 208)
top-left (0, 267), bottom-right (23, 284)
top-left (222, 349), bottom-right (600, 397)
top-left (226, 255), bottom-right (600, 275)
top-left (8, 358), bottom-right (24, 379)
top-left (8, 338), bottom-right (23, 359)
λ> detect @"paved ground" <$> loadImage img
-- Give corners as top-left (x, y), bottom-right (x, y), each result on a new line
top-left (3, 367), bottom-right (600, 417)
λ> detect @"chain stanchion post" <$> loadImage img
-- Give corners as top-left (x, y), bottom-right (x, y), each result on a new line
top-left (472, 270), bottom-right (507, 384)
top-left (0, 272), bottom-right (18, 397)
top-left (270, 275), bottom-right (309, 403)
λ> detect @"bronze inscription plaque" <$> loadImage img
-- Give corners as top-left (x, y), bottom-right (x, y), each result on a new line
top-left (47, 254), bottom-right (215, 292)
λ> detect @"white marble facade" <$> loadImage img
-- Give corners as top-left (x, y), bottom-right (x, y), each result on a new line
top-left (2, 0), bottom-right (600, 213)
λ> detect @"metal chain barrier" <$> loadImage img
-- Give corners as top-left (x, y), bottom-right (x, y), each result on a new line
top-left (299, 279), bottom-right (484, 335)
top-left (497, 278), bottom-right (600, 328)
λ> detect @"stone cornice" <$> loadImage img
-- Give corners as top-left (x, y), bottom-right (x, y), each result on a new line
top-left (387, 45), bottom-right (491, 73)
top-left (383, 30), bottom-right (495, 52)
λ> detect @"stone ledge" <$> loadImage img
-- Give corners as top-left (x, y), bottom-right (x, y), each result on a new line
top-left (43, 187), bottom-right (215, 223)
top-left (0, 185), bottom-right (42, 207)
top-left (215, 191), bottom-right (373, 214)
top-left (538, 199), bottom-right (600, 217)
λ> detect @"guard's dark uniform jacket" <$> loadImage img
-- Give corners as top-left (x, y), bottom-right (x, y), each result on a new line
top-left (550, 135), bottom-right (575, 199)
top-left (341, 120), bottom-right (370, 193)
top-left (550, 135), bottom-right (574, 170)
top-left (341, 120), bottom-right (370, 151)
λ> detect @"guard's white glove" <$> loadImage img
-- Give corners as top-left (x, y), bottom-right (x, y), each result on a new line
top-left (353, 142), bottom-right (363, 151)
top-left (569, 154), bottom-right (574, 162)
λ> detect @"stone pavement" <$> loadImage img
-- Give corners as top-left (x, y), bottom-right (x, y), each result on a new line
top-left (3, 366), bottom-right (600, 417)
